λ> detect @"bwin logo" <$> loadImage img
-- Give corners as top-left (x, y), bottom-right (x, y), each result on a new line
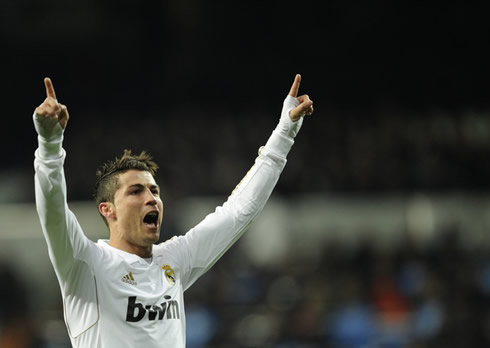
top-left (126, 296), bottom-right (180, 322)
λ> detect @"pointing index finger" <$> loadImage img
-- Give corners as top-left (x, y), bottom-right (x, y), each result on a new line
top-left (288, 74), bottom-right (301, 98)
top-left (44, 77), bottom-right (57, 100)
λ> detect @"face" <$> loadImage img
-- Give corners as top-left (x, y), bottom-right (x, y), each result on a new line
top-left (109, 170), bottom-right (164, 251)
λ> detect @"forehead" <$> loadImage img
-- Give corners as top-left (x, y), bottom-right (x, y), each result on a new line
top-left (118, 169), bottom-right (157, 187)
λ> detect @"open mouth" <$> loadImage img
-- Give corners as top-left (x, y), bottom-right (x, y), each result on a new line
top-left (143, 211), bottom-right (159, 228)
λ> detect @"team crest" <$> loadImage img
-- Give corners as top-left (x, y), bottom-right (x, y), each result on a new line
top-left (162, 264), bottom-right (176, 286)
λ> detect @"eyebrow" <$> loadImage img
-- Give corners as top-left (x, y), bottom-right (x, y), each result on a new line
top-left (126, 183), bottom-right (160, 191)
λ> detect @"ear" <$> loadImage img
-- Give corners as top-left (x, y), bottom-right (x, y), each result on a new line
top-left (99, 202), bottom-right (116, 220)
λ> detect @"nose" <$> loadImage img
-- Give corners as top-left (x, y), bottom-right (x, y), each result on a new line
top-left (144, 189), bottom-right (158, 206)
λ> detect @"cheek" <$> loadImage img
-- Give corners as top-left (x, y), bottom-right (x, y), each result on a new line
top-left (115, 202), bottom-right (139, 223)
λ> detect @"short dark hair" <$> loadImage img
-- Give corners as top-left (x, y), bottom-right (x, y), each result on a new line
top-left (94, 149), bottom-right (158, 225)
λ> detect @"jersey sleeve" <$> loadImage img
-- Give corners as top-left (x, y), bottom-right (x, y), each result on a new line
top-left (34, 134), bottom-right (102, 337)
top-left (34, 135), bottom-right (100, 274)
top-left (166, 129), bottom-right (296, 290)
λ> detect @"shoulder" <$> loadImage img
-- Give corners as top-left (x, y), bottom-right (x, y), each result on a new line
top-left (154, 236), bottom-right (179, 250)
top-left (153, 235), bottom-right (190, 259)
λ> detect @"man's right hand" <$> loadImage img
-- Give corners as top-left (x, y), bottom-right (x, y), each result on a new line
top-left (34, 77), bottom-right (70, 139)
top-left (34, 77), bottom-right (69, 140)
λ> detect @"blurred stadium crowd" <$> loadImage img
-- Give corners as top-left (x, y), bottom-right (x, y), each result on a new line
top-left (184, 228), bottom-right (490, 348)
top-left (55, 106), bottom-right (490, 201)
top-left (2, 225), bottom-right (490, 347)
top-left (5, 105), bottom-right (489, 204)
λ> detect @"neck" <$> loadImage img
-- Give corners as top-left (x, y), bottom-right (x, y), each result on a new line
top-left (108, 238), bottom-right (153, 258)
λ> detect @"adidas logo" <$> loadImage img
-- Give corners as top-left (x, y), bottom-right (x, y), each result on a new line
top-left (121, 272), bottom-right (137, 285)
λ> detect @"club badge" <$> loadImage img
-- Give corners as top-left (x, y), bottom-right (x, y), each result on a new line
top-left (162, 264), bottom-right (176, 286)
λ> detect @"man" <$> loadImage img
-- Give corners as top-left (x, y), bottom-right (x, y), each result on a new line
top-left (33, 74), bottom-right (313, 347)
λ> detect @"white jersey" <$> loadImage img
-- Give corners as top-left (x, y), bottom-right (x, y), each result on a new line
top-left (34, 123), bottom-right (297, 347)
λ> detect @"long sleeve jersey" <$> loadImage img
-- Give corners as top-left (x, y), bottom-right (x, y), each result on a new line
top-left (34, 98), bottom-right (302, 348)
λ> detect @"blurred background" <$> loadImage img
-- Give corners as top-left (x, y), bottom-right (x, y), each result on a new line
top-left (2, 0), bottom-right (490, 347)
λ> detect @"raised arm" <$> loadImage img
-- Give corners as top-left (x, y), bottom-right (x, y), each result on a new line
top-left (168, 74), bottom-right (314, 289)
top-left (33, 78), bottom-right (101, 336)
top-left (33, 78), bottom-right (95, 277)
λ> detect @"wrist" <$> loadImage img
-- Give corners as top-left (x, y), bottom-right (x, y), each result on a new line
top-left (275, 96), bottom-right (304, 139)
top-left (33, 113), bottom-right (64, 143)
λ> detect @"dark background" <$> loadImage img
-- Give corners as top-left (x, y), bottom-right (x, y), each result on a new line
top-left (2, 1), bottom-right (490, 202)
